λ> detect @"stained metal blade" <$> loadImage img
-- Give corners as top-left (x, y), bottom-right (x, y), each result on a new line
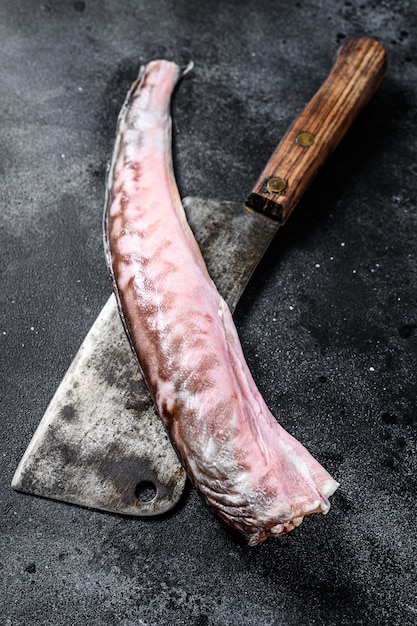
top-left (12, 198), bottom-right (278, 515)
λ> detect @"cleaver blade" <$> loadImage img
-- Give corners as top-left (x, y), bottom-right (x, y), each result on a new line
top-left (12, 37), bottom-right (386, 516)
top-left (11, 198), bottom-right (277, 516)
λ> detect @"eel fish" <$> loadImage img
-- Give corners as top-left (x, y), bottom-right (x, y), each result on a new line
top-left (104, 60), bottom-right (339, 545)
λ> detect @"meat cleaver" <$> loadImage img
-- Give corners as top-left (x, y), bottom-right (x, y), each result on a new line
top-left (12, 38), bottom-right (386, 516)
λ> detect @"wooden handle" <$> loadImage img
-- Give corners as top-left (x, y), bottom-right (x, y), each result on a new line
top-left (245, 37), bottom-right (387, 222)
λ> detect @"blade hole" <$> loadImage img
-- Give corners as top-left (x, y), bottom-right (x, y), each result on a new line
top-left (135, 480), bottom-right (157, 503)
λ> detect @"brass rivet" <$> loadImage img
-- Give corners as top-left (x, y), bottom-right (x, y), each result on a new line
top-left (266, 177), bottom-right (287, 194)
top-left (296, 131), bottom-right (315, 147)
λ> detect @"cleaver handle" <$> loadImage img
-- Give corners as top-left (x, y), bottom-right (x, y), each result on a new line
top-left (245, 37), bottom-right (387, 222)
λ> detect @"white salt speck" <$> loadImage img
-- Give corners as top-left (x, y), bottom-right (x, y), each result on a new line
top-left (272, 317), bottom-right (277, 322)
top-left (30, 326), bottom-right (34, 331)
top-left (61, 154), bottom-right (65, 159)
top-left (315, 263), bottom-right (320, 268)
top-left (78, 86), bottom-right (83, 92)
top-left (352, 269), bottom-right (356, 274)
top-left (289, 305), bottom-right (294, 310)
top-left (2, 331), bottom-right (6, 335)
top-left (341, 242), bottom-right (345, 247)
top-left (371, 268), bottom-right (375, 273)
top-left (330, 256), bottom-right (334, 261)
top-left (398, 297), bottom-right (401, 301)
top-left (369, 367), bottom-right (375, 372)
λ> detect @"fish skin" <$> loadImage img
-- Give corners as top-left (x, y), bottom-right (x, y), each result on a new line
top-left (104, 60), bottom-right (339, 544)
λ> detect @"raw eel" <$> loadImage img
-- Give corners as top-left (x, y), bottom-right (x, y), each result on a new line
top-left (104, 60), bottom-right (339, 544)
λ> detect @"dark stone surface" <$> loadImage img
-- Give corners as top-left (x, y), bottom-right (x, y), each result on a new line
top-left (1, 1), bottom-right (416, 624)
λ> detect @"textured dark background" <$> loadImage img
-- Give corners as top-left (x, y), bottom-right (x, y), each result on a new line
top-left (1, 1), bottom-right (416, 624)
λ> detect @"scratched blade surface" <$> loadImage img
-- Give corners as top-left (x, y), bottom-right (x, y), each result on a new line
top-left (183, 197), bottom-right (278, 311)
top-left (12, 198), bottom-right (278, 516)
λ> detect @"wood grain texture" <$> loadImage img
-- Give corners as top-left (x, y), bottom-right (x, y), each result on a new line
top-left (246, 37), bottom-right (387, 222)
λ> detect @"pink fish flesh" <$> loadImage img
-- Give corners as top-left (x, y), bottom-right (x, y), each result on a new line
top-left (104, 60), bottom-right (339, 545)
